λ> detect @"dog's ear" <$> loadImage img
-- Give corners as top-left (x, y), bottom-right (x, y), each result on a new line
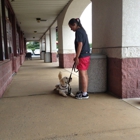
top-left (58, 72), bottom-right (62, 80)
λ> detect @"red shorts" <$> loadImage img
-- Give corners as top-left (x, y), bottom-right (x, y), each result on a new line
top-left (77, 56), bottom-right (90, 70)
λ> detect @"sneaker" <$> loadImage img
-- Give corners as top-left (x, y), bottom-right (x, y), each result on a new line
top-left (75, 92), bottom-right (89, 99)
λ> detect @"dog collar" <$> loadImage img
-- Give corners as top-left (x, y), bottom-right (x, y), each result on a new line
top-left (59, 84), bottom-right (68, 90)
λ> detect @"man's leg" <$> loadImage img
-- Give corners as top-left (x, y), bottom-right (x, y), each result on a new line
top-left (76, 70), bottom-right (89, 99)
top-left (79, 70), bottom-right (88, 92)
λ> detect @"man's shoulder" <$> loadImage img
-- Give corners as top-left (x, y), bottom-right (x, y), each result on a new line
top-left (76, 28), bottom-right (85, 35)
top-left (77, 28), bottom-right (84, 32)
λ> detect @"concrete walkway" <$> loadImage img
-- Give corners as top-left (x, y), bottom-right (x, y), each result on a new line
top-left (0, 58), bottom-right (140, 140)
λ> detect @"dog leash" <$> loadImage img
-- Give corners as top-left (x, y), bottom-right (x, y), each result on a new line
top-left (68, 62), bottom-right (78, 95)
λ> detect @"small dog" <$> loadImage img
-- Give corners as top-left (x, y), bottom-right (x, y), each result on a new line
top-left (54, 72), bottom-right (75, 97)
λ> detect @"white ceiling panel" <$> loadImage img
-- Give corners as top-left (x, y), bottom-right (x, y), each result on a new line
top-left (9, 0), bottom-right (71, 41)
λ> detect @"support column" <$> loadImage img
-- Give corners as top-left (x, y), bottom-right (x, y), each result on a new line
top-left (40, 38), bottom-right (43, 60)
top-left (40, 38), bottom-right (45, 60)
top-left (91, 0), bottom-right (140, 98)
top-left (24, 38), bottom-right (26, 54)
top-left (57, 1), bottom-right (75, 68)
top-left (19, 30), bottom-right (22, 55)
top-left (57, 22), bottom-right (75, 68)
top-left (0, 16), bottom-right (4, 60)
top-left (44, 32), bottom-right (51, 63)
top-left (12, 15), bottom-right (17, 57)
top-left (121, 0), bottom-right (140, 98)
top-left (19, 31), bottom-right (24, 65)
top-left (56, 0), bottom-right (90, 68)
top-left (40, 39), bottom-right (42, 59)
top-left (1, 0), bottom-right (8, 59)
top-left (92, 0), bottom-right (122, 97)
top-left (49, 27), bottom-right (57, 62)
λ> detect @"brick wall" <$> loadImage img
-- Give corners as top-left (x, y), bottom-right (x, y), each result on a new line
top-left (107, 58), bottom-right (122, 98)
top-left (0, 60), bottom-right (13, 97)
top-left (108, 57), bottom-right (140, 98)
top-left (59, 53), bottom-right (75, 68)
top-left (0, 55), bottom-right (25, 97)
top-left (20, 54), bottom-right (25, 65)
top-left (51, 53), bottom-right (57, 62)
top-left (14, 56), bottom-right (21, 73)
top-left (122, 58), bottom-right (140, 98)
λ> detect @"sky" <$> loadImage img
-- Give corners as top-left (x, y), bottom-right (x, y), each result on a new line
top-left (80, 3), bottom-right (92, 43)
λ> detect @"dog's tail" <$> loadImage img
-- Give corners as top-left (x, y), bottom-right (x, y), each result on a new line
top-left (58, 72), bottom-right (62, 80)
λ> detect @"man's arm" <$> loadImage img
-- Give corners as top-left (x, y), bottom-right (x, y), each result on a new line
top-left (75, 42), bottom-right (83, 66)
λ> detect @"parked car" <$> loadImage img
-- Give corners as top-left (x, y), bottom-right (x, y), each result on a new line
top-left (34, 49), bottom-right (40, 55)
top-left (27, 49), bottom-right (33, 55)
top-left (90, 48), bottom-right (92, 53)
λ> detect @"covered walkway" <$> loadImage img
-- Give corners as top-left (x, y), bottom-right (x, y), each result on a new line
top-left (0, 58), bottom-right (140, 140)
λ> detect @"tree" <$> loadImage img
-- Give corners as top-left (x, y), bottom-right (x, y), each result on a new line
top-left (26, 41), bottom-right (40, 51)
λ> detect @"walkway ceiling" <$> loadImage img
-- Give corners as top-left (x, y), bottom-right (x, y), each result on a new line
top-left (9, 0), bottom-right (72, 42)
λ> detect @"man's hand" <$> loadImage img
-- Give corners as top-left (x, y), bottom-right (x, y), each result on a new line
top-left (74, 42), bottom-right (83, 66)
top-left (74, 57), bottom-right (79, 66)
